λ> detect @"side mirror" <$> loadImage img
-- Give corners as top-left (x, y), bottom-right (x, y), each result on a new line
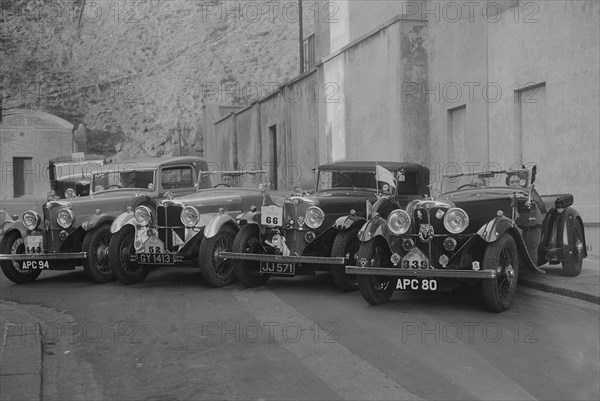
top-left (531, 165), bottom-right (537, 184)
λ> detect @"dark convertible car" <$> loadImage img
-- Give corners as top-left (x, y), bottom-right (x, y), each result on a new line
top-left (222, 161), bottom-right (429, 291)
top-left (346, 166), bottom-right (587, 312)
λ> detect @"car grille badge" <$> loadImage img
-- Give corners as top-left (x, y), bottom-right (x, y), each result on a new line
top-left (418, 224), bottom-right (434, 243)
top-left (172, 231), bottom-right (185, 247)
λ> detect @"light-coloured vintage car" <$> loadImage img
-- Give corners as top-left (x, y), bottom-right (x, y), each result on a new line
top-left (0, 156), bottom-right (208, 284)
top-left (108, 169), bottom-right (283, 287)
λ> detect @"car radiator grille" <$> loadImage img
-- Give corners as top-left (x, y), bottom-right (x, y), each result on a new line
top-left (413, 206), bottom-right (449, 269)
top-left (156, 205), bottom-right (184, 251)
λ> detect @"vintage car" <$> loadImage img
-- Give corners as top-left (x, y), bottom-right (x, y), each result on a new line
top-left (0, 156), bottom-right (208, 284)
top-left (107, 169), bottom-right (282, 287)
top-left (221, 161), bottom-right (430, 291)
top-left (48, 153), bottom-right (106, 199)
top-left (346, 167), bottom-right (588, 312)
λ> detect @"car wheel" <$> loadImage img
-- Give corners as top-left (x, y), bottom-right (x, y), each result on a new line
top-left (199, 226), bottom-right (237, 288)
top-left (331, 228), bottom-right (360, 292)
top-left (108, 225), bottom-right (149, 284)
top-left (233, 225), bottom-right (270, 287)
top-left (562, 219), bottom-right (584, 277)
top-left (0, 232), bottom-right (42, 284)
top-left (482, 234), bottom-right (519, 312)
top-left (356, 239), bottom-right (395, 305)
top-left (82, 224), bottom-right (114, 283)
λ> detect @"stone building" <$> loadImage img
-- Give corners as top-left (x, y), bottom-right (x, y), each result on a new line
top-left (203, 0), bottom-right (600, 222)
top-left (0, 109), bottom-right (74, 200)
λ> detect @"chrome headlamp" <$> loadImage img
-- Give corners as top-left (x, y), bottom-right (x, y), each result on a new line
top-left (305, 206), bottom-right (325, 229)
top-left (56, 208), bottom-right (74, 229)
top-left (443, 208), bottom-right (469, 234)
top-left (134, 205), bottom-right (153, 227)
top-left (388, 209), bottom-right (411, 235)
top-left (22, 210), bottom-right (41, 230)
top-left (64, 188), bottom-right (76, 198)
top-left (180, 206), bottom-right (200, 228)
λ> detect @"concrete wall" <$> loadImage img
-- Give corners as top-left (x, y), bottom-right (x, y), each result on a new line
top-left (318, 18), bottom-right (430, 165)
top-left (313, 0), bottom-right (427, 61)
top-left (207, 0), bottom-right (600, 221)
top-left (427, 0), bottom-right (600, 221)
top-left (210, 70), bottom-right (321, 190)
top-left (0, 110), bottom-right (73, 201)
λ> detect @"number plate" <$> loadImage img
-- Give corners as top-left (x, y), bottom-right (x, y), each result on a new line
top-left (24, 235), bottom-right (43, 254)
top-left (21, 260), bottom-right (50, 270)
top-left (138, 236), bottom-right (174, 264)
top-left (144, 236), bottom-right (165, 254)
top-left (395, 278), bottom-right (438, 291)
top-left (137, 253), bottom-right (174, 264)
top-left (260, 261), bottom-right (295, 275)
top-left (401, 247), bottom-right (430, 269)
top-left (261, 205), bottom-right (283, 227)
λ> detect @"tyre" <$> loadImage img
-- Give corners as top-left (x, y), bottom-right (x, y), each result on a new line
top-left (356, 239), bottom-right (395, 305)
top-left (482, 234), bottom-right (519, 312)
top-left (199, 226), bottom-right (237, 288)
top-left (331, 228), bottom-right (360, 292)
top-left (108, 225), bottom-right (149, 284)
top-left (0, 231), bottom-right (42, 284)
top-left (233, 225), bottom-right (270, 287)
top-left (82, 224), bottom-right (114, 283)
top-left (562, 219), bottom-right (584, 277)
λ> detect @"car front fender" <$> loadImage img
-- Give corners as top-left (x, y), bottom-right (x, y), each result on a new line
top-left (334, 215), bottom-right (366, 230)
top-left (357, 216), bottom-right (387, 243)
top-left (476, 216), bottom-right (516, 243)
top-left (82, 213), bottom-right (114, 232)
top-left (204, 214), bottom-right (239, 239)
top-left (110, 211), bottom-right (136, 234)
top-left (478, 217), bottom-right (544, 274)
top-left (237, 210), bottom-right (260, 226)
top-left (0, 221), bottom-right (27, 238)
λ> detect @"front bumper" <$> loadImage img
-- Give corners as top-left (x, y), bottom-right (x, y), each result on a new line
top-left (0, 252), bottom-right (87, 261)
top-left (221, 251), bottom-right (345, 265)
top-left (345, 266), bottom-right (497, 279)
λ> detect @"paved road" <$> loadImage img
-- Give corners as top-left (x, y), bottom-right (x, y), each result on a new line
top-left (1, 268), bottom-right (599, 401)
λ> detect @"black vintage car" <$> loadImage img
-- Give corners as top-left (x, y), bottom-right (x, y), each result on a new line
top-left (0, 157), bottom-right (207, 284)
top-left (221, 161), bottom-right (429, 291)
top-left (47, 154), bottom-right (106, 199)
top-left (346, 167), bottom-right (588, 312)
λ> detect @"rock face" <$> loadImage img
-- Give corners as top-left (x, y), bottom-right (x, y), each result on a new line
top-left (1, 0), bottom-right (313, 160)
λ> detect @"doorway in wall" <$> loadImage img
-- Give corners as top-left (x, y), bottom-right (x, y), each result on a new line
top-left (268, 124), bottom-right (278, 190)
top-left (13, 157), bottom-right (33, 197)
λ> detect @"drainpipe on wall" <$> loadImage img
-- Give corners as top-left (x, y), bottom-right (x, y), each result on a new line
top-left (299, 0), bottom-right (304, 74)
